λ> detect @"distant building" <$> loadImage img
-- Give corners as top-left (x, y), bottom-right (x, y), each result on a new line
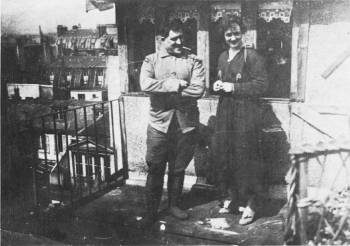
top-left (7, 84), bottom-right (53, 100)
top-left (46, 24), bottom-right (118, 101)
top-left (48, 56), bottom-right (108, 101)
top-left (56, 24), bottom-right (118, 56)
top-left (36, 109), bottom-right (115, 187)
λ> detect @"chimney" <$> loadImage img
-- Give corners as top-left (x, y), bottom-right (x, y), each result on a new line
top-left (57, 25), bottom-right (67, 37)
top-left (97, 24), bottom-right (107, 37)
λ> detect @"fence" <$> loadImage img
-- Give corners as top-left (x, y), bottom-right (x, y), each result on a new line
top-left (30, 98), bottom-right (128, 209)
top-left (284, 140), bottom-right (350, 245)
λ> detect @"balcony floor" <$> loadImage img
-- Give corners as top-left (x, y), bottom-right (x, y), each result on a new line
top-left (2, 176), bottom-right (286, 245)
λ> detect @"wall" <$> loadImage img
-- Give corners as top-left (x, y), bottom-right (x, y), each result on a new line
top-left (305, 1), bottom-right (350, 107)
top-left (123, 95), bottom-right (291, 184)
top-left (39, 85), bottom-right (53, 100)
top-left (289, 1), bottom-right (350, 152)
top-left (106, 56), bottom-right (124, 172)
top-left (287, 1), bottom-right (350, 194)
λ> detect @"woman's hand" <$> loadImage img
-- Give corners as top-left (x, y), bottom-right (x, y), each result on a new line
top-left (213, 80), bottom-right (223, 91)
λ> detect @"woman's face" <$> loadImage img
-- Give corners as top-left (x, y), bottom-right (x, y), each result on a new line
top-left (224, 23), bottom-right (243, 50)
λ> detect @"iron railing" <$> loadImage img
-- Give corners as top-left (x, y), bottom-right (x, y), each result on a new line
top-left (31, 98), bottom-right (128, 209)
top-left (284, 140), bottom-right (350, 245)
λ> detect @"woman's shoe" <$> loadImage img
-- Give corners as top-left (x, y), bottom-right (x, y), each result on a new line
top-left (218, 199), bottom-right (231, 214)
top-left (238, 206), bottom-right (255, 225)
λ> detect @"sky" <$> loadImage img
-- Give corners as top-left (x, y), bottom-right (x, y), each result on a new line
top-left (1, 0), bottom-right (115, 34)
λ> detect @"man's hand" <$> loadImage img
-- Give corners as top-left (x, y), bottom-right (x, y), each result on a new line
top-left (179, 79), bottom-right (189, 88)
top-left (213, 80), bottom-right (223, 91)
top-left (221, 82), bottom-right (234, 93)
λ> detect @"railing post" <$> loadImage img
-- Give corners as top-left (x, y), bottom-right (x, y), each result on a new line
top-left (109, 100), bottom-right (119, 178)
top-left (41, 117), bottom-right (50, 205)
top-left (118, 97), bottom-right (128, 179)
top-left (32, 157), bottom-right (38, 207)
top-left (298, 155), bottom-right (308, 245)
top-left (30, 123), bottom-right (40, 207)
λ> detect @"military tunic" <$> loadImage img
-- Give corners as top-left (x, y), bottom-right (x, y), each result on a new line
top-left (140, 48), bottom-right (205, 173)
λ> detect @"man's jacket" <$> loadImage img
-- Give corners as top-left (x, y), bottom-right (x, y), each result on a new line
top-left (140, 49), bottom-right (205, 133)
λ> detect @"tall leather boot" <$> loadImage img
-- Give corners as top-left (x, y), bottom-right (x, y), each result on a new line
top-left (142, 164), bottom-right (165, 227)
top-left (168, 172), bottom-right (188, 220)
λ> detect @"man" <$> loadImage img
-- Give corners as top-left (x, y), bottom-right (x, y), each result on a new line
top-left (140, 19), bottom-right (205, 225)
top-left (212, 18), bottom-right (268, 225)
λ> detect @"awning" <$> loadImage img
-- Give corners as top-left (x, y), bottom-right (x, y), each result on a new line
top-left (86, 0), bottom-right (115, 12)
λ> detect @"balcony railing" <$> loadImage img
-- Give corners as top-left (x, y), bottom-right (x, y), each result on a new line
top-left (31, 98), bottom-right (128, 208)
top-left (284, 140), bottom-right (350, 245)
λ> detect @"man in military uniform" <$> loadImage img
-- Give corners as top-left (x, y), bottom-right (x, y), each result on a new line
top-left (140, 19), bottom-right (205, 225)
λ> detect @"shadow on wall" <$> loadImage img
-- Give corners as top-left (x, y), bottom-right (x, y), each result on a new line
top-left (259, 103), bottom-right (290, 188)
top-left (192, 103), bottom-right (290, 193)
top-left (193, 116), bottom-right (217, 184)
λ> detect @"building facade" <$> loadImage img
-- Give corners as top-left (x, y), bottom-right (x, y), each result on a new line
top-left (93, 0), bottom-right (350, 189)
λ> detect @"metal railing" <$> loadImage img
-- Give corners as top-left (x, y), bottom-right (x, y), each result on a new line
top-left (284, 140), bottom-right (350, 245)
top-left (31, 98), bottom-right (128, 208)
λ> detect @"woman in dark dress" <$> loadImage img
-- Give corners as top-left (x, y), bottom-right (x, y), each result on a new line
top-left (212, 18), bottom-right (268, 225)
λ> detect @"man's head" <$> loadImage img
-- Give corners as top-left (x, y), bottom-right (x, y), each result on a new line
top-left (160, 19), bottom-right (184, 55)
top-left (222, 18), bottom-right (246, 50)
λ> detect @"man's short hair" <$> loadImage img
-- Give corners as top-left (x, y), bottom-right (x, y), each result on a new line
top-left (221, 16), bottom-right (247, 34)
top-left (158, 19), bottom-right (184, 39)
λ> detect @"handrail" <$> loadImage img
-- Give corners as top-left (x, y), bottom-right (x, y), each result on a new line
top-left (37, 98), bottom-right (120, 119)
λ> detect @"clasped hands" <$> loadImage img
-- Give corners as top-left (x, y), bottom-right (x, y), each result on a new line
top-left (213, 80), bottom-right (234, 92)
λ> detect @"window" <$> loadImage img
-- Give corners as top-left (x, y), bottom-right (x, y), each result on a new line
top-left (57, 133), bottom-right (63, 152)
top-left (78, 94), bottom-right (85, 100)
top-left (182, 18), bottom-right (198, 54)
top-left (66, 70), bottom-right (73, 87)
top-left (76, 153), bottom-right (82, 163)
top-left (209, 17), bottom-right (227, 90)
top-left (39, 135), bottom-right (43, 149)
top-left (257, 18), bottom-right (292, 98)
top-left (86, 156), bottom-right (93, 177)
top-left (96, 70), bottom-right (104, 86)
top-left (14, 87), bottom-right (20, 98)
top-left (40, 135), bottom-right (50, 154)
top-left (207, 5), bottom-right (292, 98)
top-left (81, 70), bottom-right (89, 86)
top-left (104, 156), bottom-right (111, 178)
top-left (49, 71), bottom-right (55, 84)
top-left (75, 153), bottom-right (83, 175)
top-left (130, 20), bottom-right (155, 92)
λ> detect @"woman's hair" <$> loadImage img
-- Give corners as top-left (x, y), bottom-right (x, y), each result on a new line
top-left (158, 19), bottom-right (184, 39)
top-left (221, 16), bottom-right (247, 34)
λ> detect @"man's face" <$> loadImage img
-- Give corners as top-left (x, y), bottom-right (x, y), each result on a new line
top-left (163, 29), bottom-right (184, 55)
top-left (224, 24), bottom-right (243, 49)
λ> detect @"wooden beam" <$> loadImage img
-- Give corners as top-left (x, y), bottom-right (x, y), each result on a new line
top-left (197, 3), bottom-right (210, 89)
top-left (321, 46), bottom-right (350, 79)
top-left (116, 3), bottom-right (129, 93)
top-left (292, 103), bottom-right (336, 139)
top-left (241, 0), bottom-right (258, 48)
top-left (290, 0), bottom-right (310, 101)
top-left (126, 4), bottom-right (138, 91)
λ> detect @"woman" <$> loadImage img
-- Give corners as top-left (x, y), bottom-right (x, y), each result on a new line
top-left (212, 18), bottom-right (268, 225)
